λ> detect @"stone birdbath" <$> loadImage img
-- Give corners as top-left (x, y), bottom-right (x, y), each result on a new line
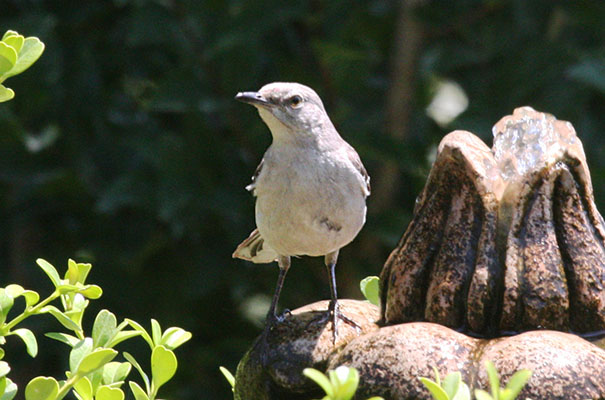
top-left (234, 107), bottom-right (605, 400)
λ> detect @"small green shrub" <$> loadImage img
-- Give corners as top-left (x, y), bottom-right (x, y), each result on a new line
top-left (0, 259), bottom-right (191, 400)
top-left (0, 30), bottom-right (44, 102)
top-left (420, 362), bottom-right (532, 400)
top-left (303, 366), bottom-right (383, 400)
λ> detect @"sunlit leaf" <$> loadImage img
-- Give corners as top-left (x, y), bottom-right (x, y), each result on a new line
top-left (419, 377), bottom-right (449, 400)
top-left (97, 386), bottom-right (125, 400)
top-left (303, 368), bottom-right (333, 398)
top-left (36, 259), bottom-right (61, 287)
top-left (128, 381), bottom-right (149, 400)
top-left (12, 329), bottom-right (37, 357)
top-left (24, 377), bottom-right (58, 400)
top-left (0, 84), bottom-right (13, 102)
top-left (359, 276), bottom-right (380, 306)
top-left (0, 377), bottom-right (17, 400)
top-left (92, 310), bottom-right (117, 348)
top-left (160, 327), bottom-right (192, 350)
top-left (70, 338), bottom-right (93, 373)
top-left (151, 345), bottom-right (177, 392)
top-left (3, 36), bottom-right (45, 79)
top-left (0, 362), bottom-right (10, 378)
top-left (77, 348), bottom-right (118, 375)
top-left (102, 362), bottom-right (132, 385)
top-left (123, 352), bottom-right (150, 393)
top-left (73, 376), bottom-right (93, 400)
top-left (45, 332), bottom-right (81, 347)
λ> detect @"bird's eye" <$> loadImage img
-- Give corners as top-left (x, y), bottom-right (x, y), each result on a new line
top-left (289, 95), bottom-right (303, 108)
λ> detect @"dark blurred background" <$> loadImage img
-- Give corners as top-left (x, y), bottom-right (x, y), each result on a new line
top-left (0, 0), bottom-right (604, 398)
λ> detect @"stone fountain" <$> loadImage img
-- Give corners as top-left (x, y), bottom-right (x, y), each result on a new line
top-left (234, 108), bottom-right (605, 400)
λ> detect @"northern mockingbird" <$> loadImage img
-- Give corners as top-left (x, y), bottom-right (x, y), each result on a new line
top-left (233, 82), bottom-right (370, 342)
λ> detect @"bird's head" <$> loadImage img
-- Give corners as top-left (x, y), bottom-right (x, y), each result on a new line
top-left (235, 82), bottom-right (332, 142)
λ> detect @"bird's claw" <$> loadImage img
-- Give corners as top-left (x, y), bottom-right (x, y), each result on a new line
top-left (306, 301), bottom-right (361, 344)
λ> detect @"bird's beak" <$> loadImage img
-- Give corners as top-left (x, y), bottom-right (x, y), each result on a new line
top-left (235, 91), bottom-right (275, 108)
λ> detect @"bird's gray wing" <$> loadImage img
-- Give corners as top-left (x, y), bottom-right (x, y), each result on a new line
top-left (347, 146), bottom-right (371, 197)
top-left (245, 158), bottom-right (264, 196)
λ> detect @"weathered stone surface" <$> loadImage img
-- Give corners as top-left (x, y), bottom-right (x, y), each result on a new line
top-left (382, 108), bottom-right (605, 336)
top-left (327, 323), bottom-right (477, 399)
top-left (234, 300), bottom-right (380, 400)
top-left (380, 131), bottom-right (502, 335)
top-left (236, 303), bottom-right (605, 399)
top-left (477, 331), bottom-right (605, 400)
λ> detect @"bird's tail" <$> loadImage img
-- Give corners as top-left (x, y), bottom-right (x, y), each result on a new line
top-left (232, 228), bottom-right (278, 264)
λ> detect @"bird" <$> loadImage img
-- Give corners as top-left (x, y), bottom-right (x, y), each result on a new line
top-left (232, 82), bottom-right (370, 343)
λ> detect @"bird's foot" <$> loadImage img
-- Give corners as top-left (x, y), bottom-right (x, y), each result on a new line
top-left (306, 300), bottom-right (361, 344)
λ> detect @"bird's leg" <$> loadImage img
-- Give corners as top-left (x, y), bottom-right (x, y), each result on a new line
top-left (324, 252), bottom-right (361, 343)
top-left (264, 255), bottom-right (291, 331)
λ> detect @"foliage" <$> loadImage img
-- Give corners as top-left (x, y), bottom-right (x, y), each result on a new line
top-left (474, 361), bottom-right (532, 400)
top-left (0, 259), bottom-right (191, 400)
top-left (420, 362), bottom-right (531, 400)
top-left (219, 366), bottom-right (235, 392)
top-left (419, 367), bottom-right (471, 400)
top-left (0, 30), bottom-right (44, 102)
top-left (303, 366), bottom-right (383, 400)
top-left (359, 276), bottom-right (380, 307)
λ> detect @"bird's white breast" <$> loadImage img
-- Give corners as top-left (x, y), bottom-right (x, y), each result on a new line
top-left (253, 143), bottom-right (367, 257)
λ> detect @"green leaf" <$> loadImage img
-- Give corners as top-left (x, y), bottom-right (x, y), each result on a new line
top-left (474, 389), bottom-right (494, 400)
top-left (1, 31), bottom-right (18, 40)
top-left (92, 310), bottom-right (117, 348)
top-left (77, 348), bottom-right (118, 375)
top-left (0, 290), bottom-right (14, 325)
top-left (3, 36), bottom-right (44, 79)
top-left (359, 276), bottom-right (380, 306)
top-left (0, 362), bottom-right (10, 378)
top-left (453, 382), bottom-right (471, 400)
top-left (150, 319), bottom-right (161, 347)
top-left (12, 329), bottom-right (37, 357)
top-left (128, 381), bottom-right (149, 400)
top-left (419, 377), bottom-right (449, 400)
top-left (502, 369), bottom-right (531, 400)
top-left (485, 361), bottom-right (500, 399)
top-left (97, 386), bottom-right (125, 400)
top-left (4, 285), bottom-right (39, 308)
top-left (151, 345), bottom-right (177, 392)
top-left (442, 372), bottom-right (461, 399)
top-left (123, 352), bottom-right (150, 393)
top-left (2, 35), bottom-right (24, 54)
top-left (40, 305), bottom-right (82, 331)
top-left (219, 366), bottom-right (235, 389)
top-left (0, 85), bottom-right (14, 102)
top-left (0, 377), bottom-right (17, 400)
top-left (102, 362), bottom-right (132, 385)
top-left (70, 338), bottom-right (93, 373)
top-left (0, 348), bottom-right (4, 360)
top-left (79, 285), bottom-right (103, 299)
top-left (73, 376), bottom-right (93, 400)
top-left (107, 330), bottom-right (141, 348)
top-left (303, 368), bottom-right (334, 397)
top-left (24, 377), bottom-right (59, 400)
top-left (4, 285), bottom-right (23, 298)
top-left (0, 378), bottom-right (6, 398)
top-left (331, 366), bottom-right (359, 399)
top-left (0, 42), bottom-right (17, 77)
top-left (45, 332), bottom-right (81, 347)
top-left (125, 319), bottom-right (153, 349)
top-left (36, 259), bottom-right (61, 287)
top-left (160, 327), bottom-right (192, 350)
top-left (66, 259), bottom-right (80, 285)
